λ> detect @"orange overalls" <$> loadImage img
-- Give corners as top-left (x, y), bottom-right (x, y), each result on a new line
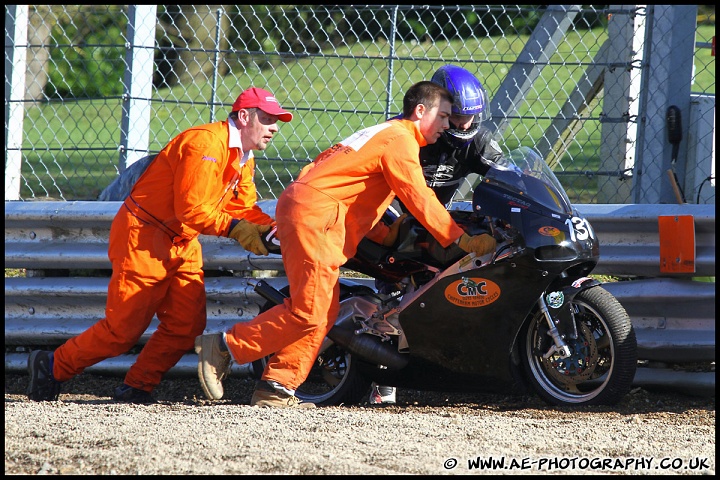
top-left (224, 119), bottom-right (464, 390)
top-left (53, 119), bottom-right (273, 391)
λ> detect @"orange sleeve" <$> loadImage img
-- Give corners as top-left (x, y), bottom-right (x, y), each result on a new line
top-left (380, 133), bottom-right (464, 248)
top-left (172, 135), bottom-right (231, 236)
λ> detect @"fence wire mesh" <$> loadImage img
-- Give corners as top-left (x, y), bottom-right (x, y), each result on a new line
top-left (4, 5), bottom-right (715, 204)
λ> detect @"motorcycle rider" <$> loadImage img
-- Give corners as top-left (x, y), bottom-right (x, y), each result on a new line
top-left (368, 64), bottom-right (504, 405)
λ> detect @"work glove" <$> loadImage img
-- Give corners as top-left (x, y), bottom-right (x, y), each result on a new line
top-left (456, 232), bottom-right (497, 257)
top-left (381, 213), bottom-right (408, 247)
top-left (227, 219), bottom-right (272, 256)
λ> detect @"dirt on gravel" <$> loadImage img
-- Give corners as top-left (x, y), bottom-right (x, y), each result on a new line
top-left (4, 373), bottom-right (715, 475)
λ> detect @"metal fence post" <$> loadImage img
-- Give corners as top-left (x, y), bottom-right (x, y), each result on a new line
top-left (4, 5), bottom-right (28, 201)
top-left (209, 7), bottom-right (224, 124)
top-left (632, 5), bottom-right (698, 204)
top-left (119, 5), bottom-right (158, 171)
top-left (597, 5), bottom-right (641, 204)
top-left (384, 5), bottom-right (399, 119)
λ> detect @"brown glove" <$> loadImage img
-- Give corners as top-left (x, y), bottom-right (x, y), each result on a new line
top-left (381, 213), bottom-right (408, 246)
top-left (456, 232), bottom-right (497, 257)
top-left (228, 219), bottom-right (272, 256)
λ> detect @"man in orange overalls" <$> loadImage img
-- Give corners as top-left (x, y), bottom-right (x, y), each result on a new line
top-left (26, 87), bottom-right (292, 403)
top-left (195, 81), bottom-right (497, 408)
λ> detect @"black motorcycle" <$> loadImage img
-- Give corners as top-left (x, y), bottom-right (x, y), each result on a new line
top-left (253, 147), bottom-right (637, 407)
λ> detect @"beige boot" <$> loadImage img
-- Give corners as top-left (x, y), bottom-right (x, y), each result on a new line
top-left (194, 333), bottom-right (231, 400)
top-left (250, 381), bottom-right (316, 408)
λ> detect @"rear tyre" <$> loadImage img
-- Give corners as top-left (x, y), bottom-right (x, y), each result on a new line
top-left (250, 286), bottom-right (371, 406)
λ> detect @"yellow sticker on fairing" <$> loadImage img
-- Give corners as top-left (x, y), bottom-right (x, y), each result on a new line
top-left (538, 225), bottom-right (566, 243)
top-left (538, 226), bottom-right (562, 237)
top-left (444, 277), bottom-right (501, 308)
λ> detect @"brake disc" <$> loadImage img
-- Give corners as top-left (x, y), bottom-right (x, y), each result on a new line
top-left (542, 320), bottom-right (598, 385)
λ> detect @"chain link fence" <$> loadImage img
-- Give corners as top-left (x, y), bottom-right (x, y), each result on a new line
top-left (4, 5), bottom-right (715, 204)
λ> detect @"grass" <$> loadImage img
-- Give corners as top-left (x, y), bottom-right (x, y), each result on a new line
top-left (16, 24), bottom-right (715, 201)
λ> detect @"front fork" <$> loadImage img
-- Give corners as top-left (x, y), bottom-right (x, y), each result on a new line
top-left (537, 295), bottom-right (572, 359)
top-left (536, 276), bottom-right (600, 360)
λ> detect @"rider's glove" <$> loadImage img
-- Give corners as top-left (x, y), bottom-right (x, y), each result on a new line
top-left (381, 213), bottom-right (408, 247)
top-left (261, 225), bottom-right (282, 254)
top-left (227, 219), bottom-right (272, 256)
top-left (456, 232), bottom-right (497, 257)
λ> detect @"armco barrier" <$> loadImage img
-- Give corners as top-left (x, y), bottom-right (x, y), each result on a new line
top-left (4, 201), bottom-right (715, 396)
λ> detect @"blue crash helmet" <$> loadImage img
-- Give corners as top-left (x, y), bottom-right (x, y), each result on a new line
top-left (431, 65), bottom-right (491, 148)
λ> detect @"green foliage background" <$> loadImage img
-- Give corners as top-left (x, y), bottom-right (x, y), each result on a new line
top-left (20, 6), bottom-right (716, 201)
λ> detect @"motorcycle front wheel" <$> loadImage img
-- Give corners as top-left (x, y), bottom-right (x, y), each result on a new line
top-left (520, 285), bottom-right (637, 406)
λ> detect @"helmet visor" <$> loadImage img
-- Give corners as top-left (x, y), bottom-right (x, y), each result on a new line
top-left (448, 112), bottom-right (482, 138)
top-left (449, 113), bottom-right (478, 130)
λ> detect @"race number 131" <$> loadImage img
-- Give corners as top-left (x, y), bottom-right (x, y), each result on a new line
top-left (566, 216), bottom-right (594, 242)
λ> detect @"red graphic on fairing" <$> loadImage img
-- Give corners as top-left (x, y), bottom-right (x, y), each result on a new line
top-left (538, 226), bottom-right (562, 237)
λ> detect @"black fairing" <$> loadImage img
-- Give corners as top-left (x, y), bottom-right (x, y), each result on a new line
top-left (342, 147), bottom-right (601, 392)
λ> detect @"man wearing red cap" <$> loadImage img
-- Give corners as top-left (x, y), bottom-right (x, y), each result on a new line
top-left (26, 87), bottom-right (293, 404)
top-left (194, 81), bottom-right (496, 408)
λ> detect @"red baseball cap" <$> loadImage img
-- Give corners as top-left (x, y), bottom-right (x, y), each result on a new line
top-left (231, 87), bottom-right (293, 122)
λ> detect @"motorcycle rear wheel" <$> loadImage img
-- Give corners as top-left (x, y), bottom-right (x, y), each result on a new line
top-left (251, 342), bottom-right (370, 407)
top-left (251, 287), bottom-right (372, 407)
top-left (520, 285), bottom-right (637, 406)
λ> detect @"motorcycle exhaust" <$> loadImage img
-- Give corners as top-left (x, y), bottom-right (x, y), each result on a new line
top-left (327, 323), bottom-right (409, 371)
top-left (254, 279), bottom-right (408, 370)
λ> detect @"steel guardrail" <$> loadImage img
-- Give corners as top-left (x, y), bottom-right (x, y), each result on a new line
top-left (4, 201), bottom-right (716, 395)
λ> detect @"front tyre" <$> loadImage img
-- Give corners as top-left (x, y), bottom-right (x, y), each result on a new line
top-left (520, 286), bottom-right (637, 406)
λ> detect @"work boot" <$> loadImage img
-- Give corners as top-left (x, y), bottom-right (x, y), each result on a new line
top-left (250, 380), bottom-right (316, 409)
top-left (26, 350), bottom-right (62, 401)
top-left (113, 383), bottom-right (156, 404)
top-left (194, 333), bottom-right (231, 400)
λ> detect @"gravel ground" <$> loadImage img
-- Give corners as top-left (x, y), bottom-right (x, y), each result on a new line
top-left (4, 373), bottom-right (715, 475)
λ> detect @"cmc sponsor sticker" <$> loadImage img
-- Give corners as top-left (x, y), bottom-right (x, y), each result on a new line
top-left (444, 277), bottom-right (501, 308)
